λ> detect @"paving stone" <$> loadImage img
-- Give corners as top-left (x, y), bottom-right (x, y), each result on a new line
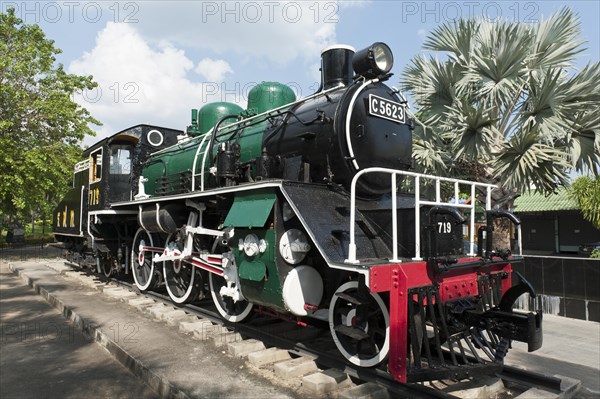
top-left (45, 263), bottom-right (71, 274)
top-left (127, 297), bottom-right (155, 307)
top-left (161, 309), bottom-right (188, 325)
top-left (179, 319), bottom-right (213, 334)
top-left (247, 347), bottom-right (291, 367)
top-left (302, 369), bottom-right (349, 395)
top-left (103, 288), bottom-right (137, 300)
top-left (64, 271), bottom-right (81, 279)
top-left (443, 376), bottom-right (504, 399)
top-left (515, 388), bottom-right (559, 399)
top-left (556, 374), bottom-right (581, 398)
top-left (227, 339), bottom-right (266, 357)
top-left (146, 304), bottom-right (169, 319)
top-left (209, 331), bottom-right (242, 346)
top-left (338, 382), bottom-right (390, 399)
top-left (192, 323), bottom-right (227, 341)
top-left (274, 357), bottom-right (317, 379)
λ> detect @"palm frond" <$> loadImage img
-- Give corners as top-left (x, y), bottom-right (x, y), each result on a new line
top-left (466, 20), bottom-right (530, 109)
top-left (528, 7), bottom-right (585, 70)
top-left (494, 128), bottom-right (570, 192)
top-left (440, 99), bottom-right (500, 160)
top-left (562, 109), bottom-right (600, 174)
top-left (402, 56), bottom-right (462, 123)
top-left (562, 62), bottom-right (600, 109)
top-left (515, 68), bottom-right (572, 137)
top-left (423, 19), bottom-right (478, 65)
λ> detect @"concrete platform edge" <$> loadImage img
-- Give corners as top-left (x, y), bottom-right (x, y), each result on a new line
top-left (8, 262), bottom-right (190, 399)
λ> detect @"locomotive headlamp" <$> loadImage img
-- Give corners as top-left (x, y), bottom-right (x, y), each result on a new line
top-left (352, 42), bottom-right (394, 79)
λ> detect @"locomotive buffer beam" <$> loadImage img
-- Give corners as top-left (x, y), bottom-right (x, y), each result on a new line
top-left (429, 256), bottom-right (524, 275)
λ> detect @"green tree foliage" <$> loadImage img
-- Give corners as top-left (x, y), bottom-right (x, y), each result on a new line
top-left (402, 8), bottom-right (599, 205)
top-left (569, 176), bottom-right (600, 229)
top-left (0, 8), bottom-right (100, 224)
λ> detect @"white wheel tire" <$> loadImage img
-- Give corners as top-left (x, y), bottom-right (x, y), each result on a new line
top-left (162, 234), bottom-right (197, 304)
top-left (131, 228), bottom-right (155, 291)
top-left (329, 281), bottom-right (390, 367)
top-left (164, 263), bottom-right (196, 304)
top-left (209, 273), bottom-right (253, 323)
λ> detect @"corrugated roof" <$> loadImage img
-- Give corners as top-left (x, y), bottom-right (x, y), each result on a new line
top-left (513, 188), bottom-right (579, 212)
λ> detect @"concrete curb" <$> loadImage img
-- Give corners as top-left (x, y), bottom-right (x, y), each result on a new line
top-left (8, 262), bottom-right (190, 399)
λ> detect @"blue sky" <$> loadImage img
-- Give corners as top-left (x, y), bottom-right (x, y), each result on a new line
top-left (2, 1), bottom-right (599, 144)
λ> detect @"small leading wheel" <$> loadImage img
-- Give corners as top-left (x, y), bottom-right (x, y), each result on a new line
top-left (329, 281), bottom-right (390, 367)
top-left (101, 256), bottom-right (113, 278)
top-left (209, 273), bottom-right (253, 322)
top-left (162, 234), bottom-right (203, 304)
top-left (131, 228), bottom-right (160, 291)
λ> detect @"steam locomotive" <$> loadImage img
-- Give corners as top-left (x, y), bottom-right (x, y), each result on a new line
top-left (53, 42), bottom-right (542, 383)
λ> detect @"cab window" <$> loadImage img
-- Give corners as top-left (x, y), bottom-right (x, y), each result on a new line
top-left (108, 145), bottom-right (133, 202)
top-left (110, 146), bottom-right (132, 175)
top-left (89, 149), bottom-right (103, 183)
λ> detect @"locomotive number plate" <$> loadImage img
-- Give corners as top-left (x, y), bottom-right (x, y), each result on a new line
top-left (368, 94), bottom-right (405, 124)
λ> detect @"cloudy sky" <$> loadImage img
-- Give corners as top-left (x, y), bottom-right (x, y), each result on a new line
top-left (3, 1), bottom-right (599, 144)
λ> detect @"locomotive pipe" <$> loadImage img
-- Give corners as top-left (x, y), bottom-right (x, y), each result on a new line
top-left (208, 114), bottom-right (240, 167)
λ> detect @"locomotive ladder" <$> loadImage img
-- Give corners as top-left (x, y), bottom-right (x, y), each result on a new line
top-left (344, 168), bottom-right (523, 263)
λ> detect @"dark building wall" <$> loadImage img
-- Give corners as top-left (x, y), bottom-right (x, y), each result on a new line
top-left (518, 211), bottom-right (600, 253)
top-left (520, 215), bottom-right (556, 252)
top-left (558, 213), bottom-right (600, 249)
top-left (513, 256), bottom-right (600, 322)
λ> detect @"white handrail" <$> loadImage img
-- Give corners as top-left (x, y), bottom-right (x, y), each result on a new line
top-left (344, 167), bottom-right (498, 264)
top-left (191, 131), bottom-right (212, 192)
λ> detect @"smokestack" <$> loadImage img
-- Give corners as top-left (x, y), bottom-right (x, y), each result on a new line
top-left (320, 44), bottom-right (355, 91)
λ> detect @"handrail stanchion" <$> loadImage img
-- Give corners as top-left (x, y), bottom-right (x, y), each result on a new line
top-left (191, 132), bottom-right (211, 192)
top-left (413, 175), bottom-right (422, 260)
top-left (454, 182), bottom-right (459, 205)
top-left (517, 224), bottom-right (523, 255)
top-left (391, 173), bottom-right (399, 262)
top-left (345, 171), bottom-right (360, 264)
top-left (470, 184), bottom-right (476, 256)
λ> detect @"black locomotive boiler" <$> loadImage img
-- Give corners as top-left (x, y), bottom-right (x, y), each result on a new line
top-left (53, 42), bottom-right (543, 383)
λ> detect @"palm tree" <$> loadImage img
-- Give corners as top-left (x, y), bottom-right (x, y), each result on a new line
top-left (401, 8), bottom-right (599, 248)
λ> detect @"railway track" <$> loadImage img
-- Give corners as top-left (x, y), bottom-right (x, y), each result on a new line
top-left (103, 272), bottom-right (454, 399)
top-left (55, 261), bottom-right (574, 399)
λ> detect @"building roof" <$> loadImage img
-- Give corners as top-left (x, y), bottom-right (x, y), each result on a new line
top-left (514, 188), bottom-right (579, 213)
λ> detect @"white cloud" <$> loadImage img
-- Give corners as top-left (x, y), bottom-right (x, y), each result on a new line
top-left (134, 1), bottom-right (338, 65)
top-left (68, 22), bottom-right (211, 143)
top-left (66, 1), bottom-right (353, 142)
top-left (195, 58), bottom-right (234, 82)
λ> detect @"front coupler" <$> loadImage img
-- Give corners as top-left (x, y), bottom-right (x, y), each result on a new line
top-left (467, 274), bottom-right (543, 352)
